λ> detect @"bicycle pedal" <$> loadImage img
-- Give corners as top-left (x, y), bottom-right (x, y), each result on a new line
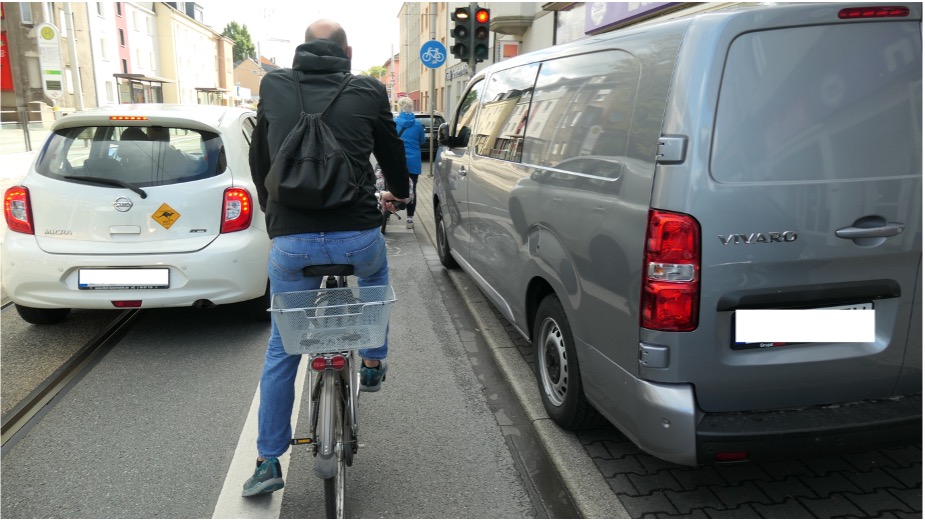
top-left (290, 437), bottom-right (314, 445)
top-left (356, 443), bottom-right (366, 449)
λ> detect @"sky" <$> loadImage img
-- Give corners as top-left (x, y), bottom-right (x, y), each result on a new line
top-left (197, 0), bottom-right (406, 72)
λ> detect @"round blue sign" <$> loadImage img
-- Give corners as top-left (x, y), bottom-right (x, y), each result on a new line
top-left (420, 41), bottom-right (447, 69)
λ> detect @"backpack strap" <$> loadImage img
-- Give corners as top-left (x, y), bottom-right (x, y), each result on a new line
top-left (291, 70), bottom-right (353, 115)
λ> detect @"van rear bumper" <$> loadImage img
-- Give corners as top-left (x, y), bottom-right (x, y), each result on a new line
top-left (695, 394), bottom-right (922, 464)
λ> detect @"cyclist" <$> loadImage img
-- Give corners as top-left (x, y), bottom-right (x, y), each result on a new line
top-left (243, 18), bottom-right (411, 497)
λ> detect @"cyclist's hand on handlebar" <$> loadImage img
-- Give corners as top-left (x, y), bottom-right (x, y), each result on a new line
top-left (380, 191), bottom-right (411, 211)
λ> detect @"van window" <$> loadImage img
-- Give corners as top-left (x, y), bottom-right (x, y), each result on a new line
top-left (36, 125), bottom-right (223, 187)
top-left (522, 50), bottom-right (641, 179)
top-left (712, 22), bottom-right (922, 183)
top-left (474, 64), bottom-right (539, 162)
top-left (453, 79), bottom-right (486, 149)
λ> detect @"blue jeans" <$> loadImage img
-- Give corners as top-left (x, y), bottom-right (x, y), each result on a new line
top-left (257, 227), bottom-right (389, 458)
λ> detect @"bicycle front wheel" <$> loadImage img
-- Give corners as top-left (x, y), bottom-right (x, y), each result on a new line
top-left (323, 380), bottom-right (347, 519)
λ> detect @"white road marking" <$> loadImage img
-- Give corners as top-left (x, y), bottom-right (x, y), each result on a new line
top-left (212, 356), bottom-right (308, 519)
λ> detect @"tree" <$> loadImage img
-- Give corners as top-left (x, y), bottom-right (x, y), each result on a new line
top-left (223, 22), bottom-right (256, 62)
top-left (365, 66), bottom-right (388, 81)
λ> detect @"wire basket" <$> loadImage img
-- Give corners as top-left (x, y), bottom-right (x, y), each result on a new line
top-left (271, 285), bottom-right (396, 355)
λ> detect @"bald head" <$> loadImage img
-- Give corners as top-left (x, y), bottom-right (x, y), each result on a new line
top-left (305, 19), bottom-right (350, 53)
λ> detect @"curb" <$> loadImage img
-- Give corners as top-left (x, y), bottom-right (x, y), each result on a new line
top-left (415, 174), bottom-right (629, 519)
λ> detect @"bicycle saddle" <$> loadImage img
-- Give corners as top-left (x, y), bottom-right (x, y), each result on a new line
top-left (303, 264), bottom-right (355, 277)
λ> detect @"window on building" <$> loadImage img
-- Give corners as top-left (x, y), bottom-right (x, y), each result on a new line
top-left (58, 9), bottom-right (68, 37)
top-left (119, 29), bottom-right (125, 47)
top-left (116, 3), bottom-right (122, 16)
top-left (96, 3), bottom-right (105, 17)
top-left (19, 3), bottom-right (34, 24)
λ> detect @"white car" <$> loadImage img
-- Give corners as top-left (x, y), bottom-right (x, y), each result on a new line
top-left (2, 104), bottom-right (271, 324)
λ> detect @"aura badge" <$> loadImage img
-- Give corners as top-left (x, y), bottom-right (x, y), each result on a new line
top-left (152, 203), bottom-right (180, 229)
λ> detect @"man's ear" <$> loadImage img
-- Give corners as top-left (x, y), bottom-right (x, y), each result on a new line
top-left (345, 46), bottom-right (353, 59)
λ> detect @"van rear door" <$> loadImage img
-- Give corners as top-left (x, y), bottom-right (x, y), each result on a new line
top-left (657, 7), bottom-right (922, 412)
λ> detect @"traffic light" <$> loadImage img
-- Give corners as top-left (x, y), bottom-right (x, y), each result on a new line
top-left (450, 7), bottom-right (471, 61)
top-left (472, 7), bottom-right (490, 62)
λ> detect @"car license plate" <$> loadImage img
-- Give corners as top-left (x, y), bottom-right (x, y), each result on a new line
top-left (78, 268), bottom-right (169, 290)
top-left (733, 302), bottom-right (874, 349)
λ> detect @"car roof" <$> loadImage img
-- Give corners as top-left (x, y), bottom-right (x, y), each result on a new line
top-left (51, 104), bottom-right (255, 134)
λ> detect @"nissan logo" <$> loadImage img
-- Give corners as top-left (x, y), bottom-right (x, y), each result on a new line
top-left (113, 197), bottom-right (133, 212)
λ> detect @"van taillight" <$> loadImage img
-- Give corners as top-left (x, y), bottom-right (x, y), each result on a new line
top-left (838, 6), bottom-right (909, 18)
top-left (220, 187), bottom-right (253, 233)
top-left (4, 186), bottom-right (34, 235)
top-left (641, 210), bottom-right (700, 332)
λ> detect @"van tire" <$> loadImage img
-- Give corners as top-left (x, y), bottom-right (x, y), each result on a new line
top-left (15, 304), bottom-right (71, 325)
top-left (435, 202), bottom-right (459, 269)
top-left (534, 294), bottom-right (602, 430)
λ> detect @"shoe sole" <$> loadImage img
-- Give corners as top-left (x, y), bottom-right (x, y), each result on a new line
top-left (242, 478), bottom-right (284, 497)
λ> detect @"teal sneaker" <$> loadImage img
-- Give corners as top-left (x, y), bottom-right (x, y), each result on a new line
top-left (242, 457), bottom-right (284, 497)
top-left (360, 360), bottom-right (388, 392)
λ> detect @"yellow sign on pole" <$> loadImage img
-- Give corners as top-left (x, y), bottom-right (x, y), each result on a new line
top-left (35, 23), bottom-right (63, 100)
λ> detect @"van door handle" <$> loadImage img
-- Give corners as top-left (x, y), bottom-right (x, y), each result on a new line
top-left (458, 166), bottom-right (467, 177)
top-left (835, 223), bottom-right (905, 239)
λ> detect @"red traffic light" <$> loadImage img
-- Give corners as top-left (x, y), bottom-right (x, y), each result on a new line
top-left (475, 8), bottom-right (489, 23)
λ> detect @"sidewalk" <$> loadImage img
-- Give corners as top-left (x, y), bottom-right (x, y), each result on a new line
top-left (412, 172), bottom-right (629, 519)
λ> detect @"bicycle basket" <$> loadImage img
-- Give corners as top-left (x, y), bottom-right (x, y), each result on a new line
top-left (270, 285), bottom-right (396, 355)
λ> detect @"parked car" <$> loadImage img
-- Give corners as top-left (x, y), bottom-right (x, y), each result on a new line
top-left (2, 104), bottom-right (271, 325)
top-left (434, 2), bottom-right (922, 465)
top-left (406, 112), bottom-right (442, 161)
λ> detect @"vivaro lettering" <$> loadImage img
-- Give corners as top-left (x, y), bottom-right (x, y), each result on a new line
top-left (44, 229), bottom-right (72, 236)
top-left (718, 231), bottom-right (798, 245)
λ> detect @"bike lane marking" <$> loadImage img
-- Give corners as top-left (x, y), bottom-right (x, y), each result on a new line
top-left (212, 356), bottom-right (309, 518)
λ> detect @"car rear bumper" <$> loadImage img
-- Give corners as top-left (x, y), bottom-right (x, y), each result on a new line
top-left (1, 230), bottom-right (270, 309)
top-left (695, 394), bottom-right (922, 464)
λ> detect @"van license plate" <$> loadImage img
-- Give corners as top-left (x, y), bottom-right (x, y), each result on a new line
top-left (732, 302), bottom-right (874, 350)
top-left (78, 268), bottom-right (169, 290)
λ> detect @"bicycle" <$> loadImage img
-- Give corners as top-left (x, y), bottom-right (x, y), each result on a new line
top-left (270, 266), bottom-right (397, 519)
top-left (374, 164), bottom-right (412, 234)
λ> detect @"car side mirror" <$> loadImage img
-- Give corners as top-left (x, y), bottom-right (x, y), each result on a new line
top-left (437, 123), bottom-right (450, 146)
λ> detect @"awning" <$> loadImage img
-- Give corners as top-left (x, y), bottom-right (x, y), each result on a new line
top-left (113, 73), bottom-right (175, 84)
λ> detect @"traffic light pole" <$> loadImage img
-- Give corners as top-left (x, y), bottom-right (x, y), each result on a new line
top-left (468, 2), bottom-right (478, 75)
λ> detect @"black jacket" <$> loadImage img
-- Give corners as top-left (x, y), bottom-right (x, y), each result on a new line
top-left (249, 39), bottom-right (410, 238)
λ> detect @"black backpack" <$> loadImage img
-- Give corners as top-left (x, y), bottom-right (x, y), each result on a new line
top-left (264, 71), bottom-right (361, 211)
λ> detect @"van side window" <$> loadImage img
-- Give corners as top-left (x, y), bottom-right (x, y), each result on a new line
top-left (453, 79), bottom-right (485, 148)
top-left (473, 64), bottom-right (539, 162)
top-left (522, 50), bottom-right (640, 179)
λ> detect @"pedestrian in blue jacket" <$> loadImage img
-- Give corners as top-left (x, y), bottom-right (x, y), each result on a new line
top-left (394, 96), bottom-right (426, 229)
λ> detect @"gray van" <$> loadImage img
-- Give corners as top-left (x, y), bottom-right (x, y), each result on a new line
top-left (433, 2), bottom-right (922, 465)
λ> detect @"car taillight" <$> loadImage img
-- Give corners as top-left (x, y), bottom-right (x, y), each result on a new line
top-left (4, 186), bottom-right (34, 235)
top-left (838, 6), bottom-right (909, 18)
top-left (221, 187), bottom-right (253, 233)
top-left (641, 209), bottom-right (700, 332)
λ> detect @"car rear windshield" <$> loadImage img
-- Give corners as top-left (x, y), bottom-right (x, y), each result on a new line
top-left (36, 125), bottom-right (225, 187)
top-left (711, 22), bottom-right (921, 183)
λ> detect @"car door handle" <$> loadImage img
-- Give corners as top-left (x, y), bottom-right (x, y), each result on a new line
top-left (458, 166), bottom-right (467, 177)
top-left (835, 222), bottom-right (905, 239)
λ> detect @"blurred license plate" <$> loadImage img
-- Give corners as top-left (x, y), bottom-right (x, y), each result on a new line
top-left (733, 302), bottom-right (874, 349)
top-left (78, 268), bottom-right (169, 290)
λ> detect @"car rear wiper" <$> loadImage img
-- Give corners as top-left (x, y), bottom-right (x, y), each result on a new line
top-left (63, 176), bottom-right (148, 199)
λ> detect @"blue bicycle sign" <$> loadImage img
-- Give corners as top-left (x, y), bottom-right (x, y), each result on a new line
top-left (420, 41), bottom-right (447, 69)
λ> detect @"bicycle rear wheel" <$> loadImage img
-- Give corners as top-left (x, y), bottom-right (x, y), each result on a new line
top-left (323, 379), bottom-right (347, 518)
